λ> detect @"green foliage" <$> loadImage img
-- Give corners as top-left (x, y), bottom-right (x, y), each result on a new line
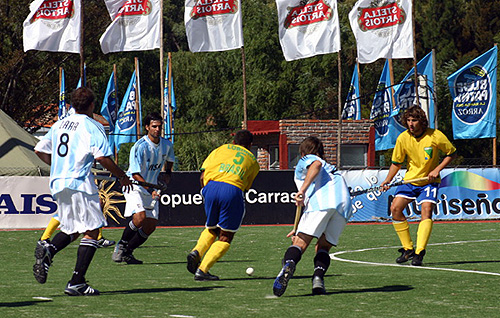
top-left (2, 0), bottom-right (500, 168)
top-left (173, 118), bottom-right (232, 170)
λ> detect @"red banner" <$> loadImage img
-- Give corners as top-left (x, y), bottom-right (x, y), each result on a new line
top-left (284, 0), bottom-right (332, 29)
top-left (116, 0), bottom-right (152, 17)
top-left (31, 0), bottom-right (74, 22)
top-left (190, 0), bottom-right (238, 19)
top-left (357, 3), bottom-right (406, 31)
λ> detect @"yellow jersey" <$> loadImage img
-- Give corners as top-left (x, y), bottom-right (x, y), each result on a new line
top-left (201, 144), bottom-right (260, 191)
top-left (392, 128), bottom-right (456, 186)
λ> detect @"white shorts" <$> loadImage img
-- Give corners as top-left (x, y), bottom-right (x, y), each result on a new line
top-left (124, 186), bottom-right (159, 219)
top-left (297, 209), bottom-right (347, 246)
top-left (54, 189), bottom-right (106, 235)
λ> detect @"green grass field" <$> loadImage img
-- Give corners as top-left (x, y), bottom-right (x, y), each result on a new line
top-left (1, 222), bottom-right (500, 318)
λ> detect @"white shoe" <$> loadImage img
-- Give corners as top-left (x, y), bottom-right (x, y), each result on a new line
top-left (112, 241), bottom-right (126, 262)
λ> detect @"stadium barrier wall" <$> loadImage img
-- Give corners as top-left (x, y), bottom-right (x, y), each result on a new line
top-left (1, 168), bottom-right (500, 229)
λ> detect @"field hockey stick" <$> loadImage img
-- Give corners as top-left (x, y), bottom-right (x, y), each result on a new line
top-left (292, 194), bottom-right (303, 234)
top-left (350, 177), bottom-right (429, 197)
top-left (94, 175), bottom-right (165, 190)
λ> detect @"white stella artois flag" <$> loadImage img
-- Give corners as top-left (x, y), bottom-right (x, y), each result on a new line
top-left (100, 0), bottom-right (161, 54)
top-left (349, 0), bottom-right (413, 64)
top-left (23, 0), bottom-right (81, 53)
top-left (184, 0), bottom-right (243, 52)
top-left (276, 0), bottom-right (340, 61)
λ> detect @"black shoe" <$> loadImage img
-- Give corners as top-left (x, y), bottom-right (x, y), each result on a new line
top-left (396, 248), bottom-right (415, 264)
top-left (194, 268), bottom-right (219, 281)
top-left (33, 240), bottom-right (52, 284)
top-left (411, 250), bottom-right (426, 266)
top-left (187, 250), bottom-right (201, 274)
top-left (122, 252), bottom-right (143, 265)
top-left (273, 260), bottom-right (296, 297)
top-left (312, 276), bottom-right (326, 295)
top-left (64, 281), bottom-right (100, 296)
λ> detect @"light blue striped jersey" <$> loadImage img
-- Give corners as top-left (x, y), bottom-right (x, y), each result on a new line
top-left (34, 114), bottom-right (112, 195)
top-left (127, 136), bottom-right (175, 184)
top-left (294, 154), bottom-right (352, 220)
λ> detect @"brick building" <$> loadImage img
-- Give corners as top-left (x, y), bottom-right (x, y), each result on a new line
top-left (247, 119), bottom-right (375, 170)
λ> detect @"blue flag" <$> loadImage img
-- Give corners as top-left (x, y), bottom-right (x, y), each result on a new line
top-left (392, 52), bottom-right (436, 131)
top-left (76, 64), bottom-right (86, 88)
top-left (370, 60), bottom-right (399, 150)
top-left (101, 71), bottom-right (119, 151)
top-left (342, 64), bottom-right (361, 120)
top-left (58, 69), bottom-right (67, 120)
top-left (114, 71), bottom-right (140, 152)
top-left (448, 46), bottom-right (497, 140)
top-left (164, 58), bottom-right (177, 143)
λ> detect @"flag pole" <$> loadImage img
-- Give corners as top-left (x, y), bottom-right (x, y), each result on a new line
top-left (493, 44), bottom-right (498, 166)
top-left (113, 64), bottom-right (118, 163)
top-left (135, 57), bottom-right (141, 140)
top-left (59, 67), bottom-right (65, 116)
top-left (241, 46), bottom-right (248, 129)
top-left (167, 52), bottom-right (173, 140)
top-left (337, 51), bottom-right (342, 167)
top-left (388, 59), bottom-right (397, 107)
top-left (411, 0), bottom-right (419, 106)
top-left (79, 0), bottom-right (85, 86)
top-left (356, 58), bottom-right (361, 116)
top-left (159, 0), bottom-right (165, 137)
top-left (432, 48), bottom-right (437, 128)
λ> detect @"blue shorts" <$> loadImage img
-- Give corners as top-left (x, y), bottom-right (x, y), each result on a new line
top-left (394, 183), bottom-right (439, 204)
top-left (202, 181), bottom-right (245, 232)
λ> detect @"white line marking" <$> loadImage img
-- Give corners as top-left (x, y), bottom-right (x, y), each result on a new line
top-left (32, 297), bottom-right (53, 301)
top-left (331, 239), bottom-right (500, 277)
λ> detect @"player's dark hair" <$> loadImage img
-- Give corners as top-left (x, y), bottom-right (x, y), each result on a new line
top-left (234, 130), bottom-right (253, 148)
top-left (71, 87), bottom-right (95, 113)
top-left (144, 112), bottom-right (163, 127)
top-left (299, 136), bottom-right (324, 159)
top-left (401, 105), bottom-right (429, 130)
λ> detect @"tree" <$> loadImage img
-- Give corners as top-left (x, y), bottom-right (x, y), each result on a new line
top-left (2, 0), bottom-right (500, 169)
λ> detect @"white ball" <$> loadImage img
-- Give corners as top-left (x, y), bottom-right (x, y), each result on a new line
top-left (246, 267), bottom-right (254, 276)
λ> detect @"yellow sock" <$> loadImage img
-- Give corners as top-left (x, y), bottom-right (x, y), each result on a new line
top-left (416, 219), bottom-right (433, 254)
top-left (193, 228), bottom-right (218, 258)
top-left (40, 218), bottom-right (60, 241)
top-left (393, 220), bottom-right (413, 250)
top-left (198, 241), bottom-right (230, 273)
top-left (97, 228), bottom-right (103, 240)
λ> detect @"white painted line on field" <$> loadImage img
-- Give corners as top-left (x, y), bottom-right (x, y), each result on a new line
top-left (32, 297), bottom-right (53, 301)
top-left (170, 315), bottom-right (195, 318)
top-left (331, 239), bottom-right (500, 277)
